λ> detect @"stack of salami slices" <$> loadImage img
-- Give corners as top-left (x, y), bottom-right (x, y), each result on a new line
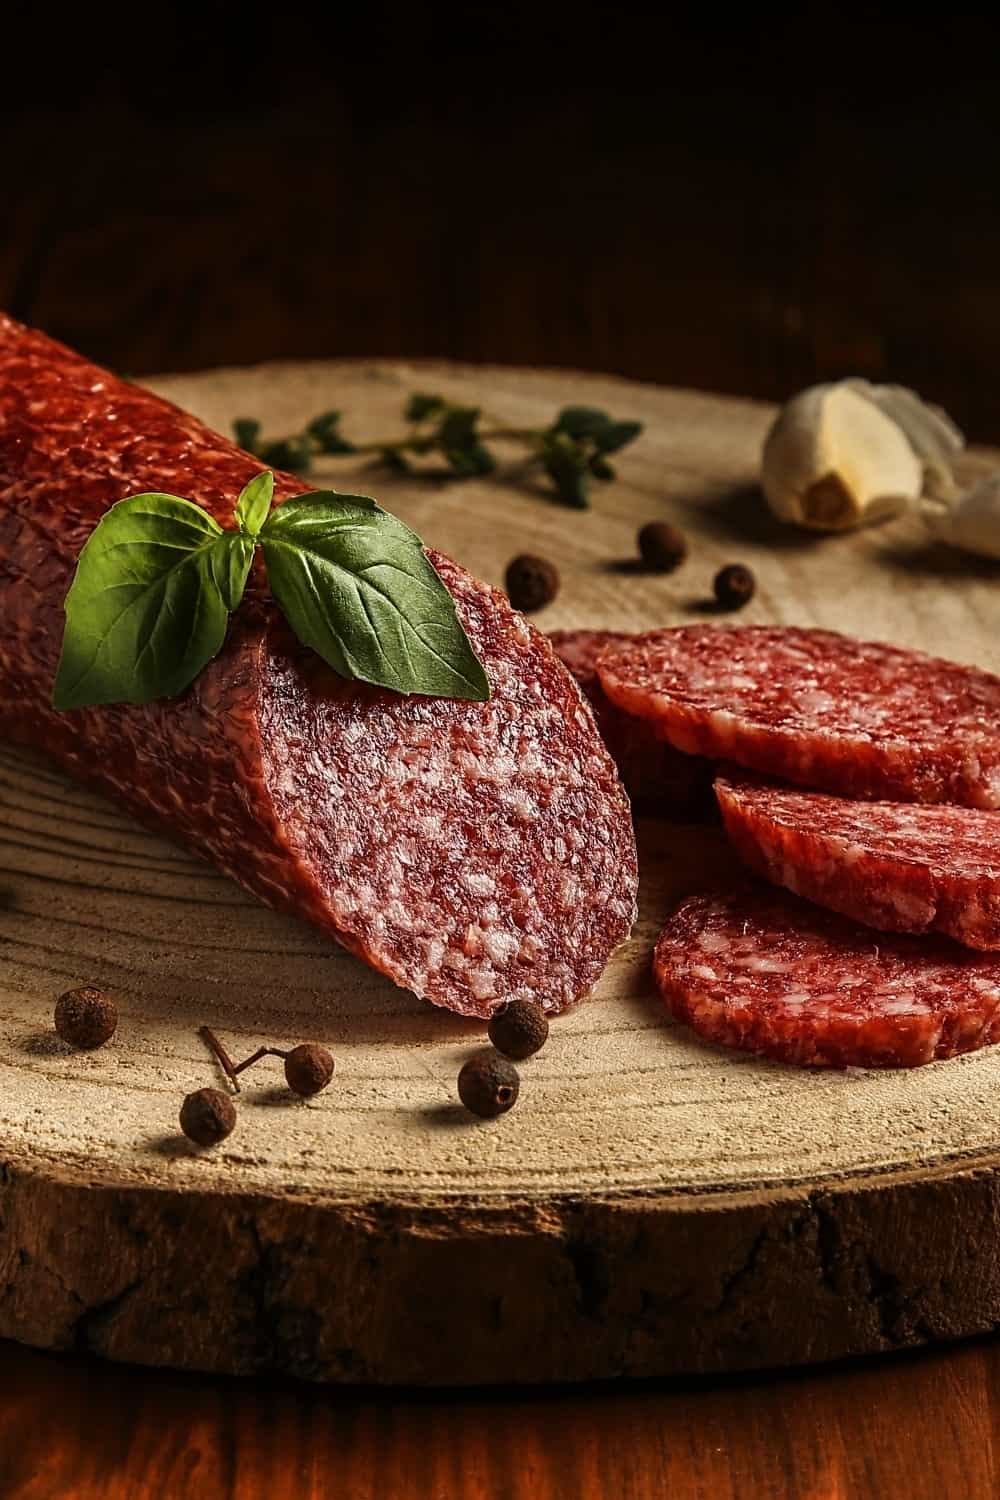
top-left (580, 624), bottom-right (1000, 1069)
top-left (548, 630), bottom-right (716, 817)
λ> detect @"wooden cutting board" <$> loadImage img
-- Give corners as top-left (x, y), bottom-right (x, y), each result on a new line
top-left (2, 360), bottom-right (1000, 1386)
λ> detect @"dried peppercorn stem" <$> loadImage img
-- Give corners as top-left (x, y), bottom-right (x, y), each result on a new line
top-left (198, 1025), bottom-right (244, 1093)
top-left (231, 1046), bottom-right (289, 1076)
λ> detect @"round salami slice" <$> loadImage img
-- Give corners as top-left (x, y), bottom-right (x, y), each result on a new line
top-left (716, 775), bottom-right (1000, 950)
top-left (0, 314), bottom-right (638, 1018)
top-left (597, 625), bottom-right (1000, 808)
top-left (654, 884), bottom-right (1000, 1068)
top-left (547, 629), bottom-right (715, 818)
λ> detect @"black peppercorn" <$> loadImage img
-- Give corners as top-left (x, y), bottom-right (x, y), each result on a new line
top-left (713, 563), bottom-right (756, 611)
top-left (54, 986), bottom-right (118, 1050)
top-left (637, 521), bottom-right (687, 573)
top-left (487, 999), bottom-right (549, 1060)
top-left (284, 1042), bottom-right (335, 1097)
top-left (179, 1087), bottom-right (236, 1147)
top-left (457, 1051), bottom-right (521, 1118)
top-left (505, 554), bottom-right (559, 612)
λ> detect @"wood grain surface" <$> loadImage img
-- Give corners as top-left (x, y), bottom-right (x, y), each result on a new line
top-left (2, 358), bottom-right (1000, 1385)
top-left (0, 1333), bottom-right (996, 1499)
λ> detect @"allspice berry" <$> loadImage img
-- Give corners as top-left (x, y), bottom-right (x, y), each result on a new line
top-left (457, 1051), bottom-right (520, 1118)
top-left (713, 563), bottom-right (756, 611)
top-left (637, 521), bottom-right (687, 573)
top-left (505, 554), bottom-right (559, 613)
top-left (54, 987), bottom-right (118, 1050)
top-left (179, 1087), bottom-right (236, 1147)
top-left (488, 999), bottom-right (549, 1060)
top-left (284, 1043), bottom-right (335, 1097)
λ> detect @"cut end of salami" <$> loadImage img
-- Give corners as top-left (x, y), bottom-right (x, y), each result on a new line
top-left (716, 774), bottom-right (1000, 951)
top-left (596, 625), bottom-right (1000, 808)
top-left (654, 884), bottom-right (1000, 1069)
top-left (547, 629), bottom-right (715, 819)
top-left (260, 575), bottom-right (639, 1017)
top-left (0, 314), bottom-right (638, 1018)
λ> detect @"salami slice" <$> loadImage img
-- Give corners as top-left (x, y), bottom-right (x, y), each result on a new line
top-left (547, 629), bottom-right (715, 817)
top-left (0, 315), bottom-right (637, 1017)
top-left (654, 884), bottom-right (1000, 1068)
top-left (597, 625), bottom-right (1000, 808)
top-left (716, 775), bottom-right (1000, 950)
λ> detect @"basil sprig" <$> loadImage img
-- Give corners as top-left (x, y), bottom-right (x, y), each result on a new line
top-left (53, 475), bottom-right (490, 710)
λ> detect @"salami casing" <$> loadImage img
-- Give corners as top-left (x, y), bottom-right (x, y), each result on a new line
top-left (654, 884), bottom-right (1000, 1068)
top-left (717, 774), bottom-right (1000, 950)
top-left (548, 629), bottom-right (715, 817)
top-left (0, 316), bottom-right (638, 1016)
top-left (597, 625), bottom-right (1000, 808)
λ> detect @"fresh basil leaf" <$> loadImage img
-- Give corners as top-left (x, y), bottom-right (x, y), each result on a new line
top-left (260, 491), bottom-right (490, 700)
top-left (210, 531), bottom-right (256, 611)
top-left (235, 471), bottom-right (274, 538)
top-left (53, 494), bottom-right (232, 710)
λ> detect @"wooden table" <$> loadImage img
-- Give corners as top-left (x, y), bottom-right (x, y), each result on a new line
top-left (0, 1335), bottom-right (994, 1498)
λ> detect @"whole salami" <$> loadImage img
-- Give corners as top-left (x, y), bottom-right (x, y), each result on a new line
top-left (654, 883), bottom-right (1000, 1068)
top-left (597, 625), bottom-right (1000, 808)
top-left (717, 774), bottom-right (1000, 950)
top-left (0, 316), bottom-right (637, 1017)
top-left (547, 629), bottom-right (715, 817)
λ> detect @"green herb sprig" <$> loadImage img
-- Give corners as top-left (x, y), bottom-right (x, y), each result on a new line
top-left (53, 474), bottom-right (490, 711)
top-left (233, 397), bottom-right (642, 509)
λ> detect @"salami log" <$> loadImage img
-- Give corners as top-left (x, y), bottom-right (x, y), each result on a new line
top-left (0, 315), bottom-right (638, 1017)
top-left (717, 775), bottom-right (1000, 950)
top-left (654, 884), bottom-right (1000, 1068)
top-left (547, 628), bottom-right (715, 817)
top-left (597, 625), bottom-right (1000, 808)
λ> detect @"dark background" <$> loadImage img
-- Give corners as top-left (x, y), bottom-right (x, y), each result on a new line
top-left (4, 4), bottom-right (1000, 438)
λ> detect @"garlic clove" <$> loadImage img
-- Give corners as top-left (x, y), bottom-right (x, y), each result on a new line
top-left (762, 382), bottom-right (923, 532)
top-left (844, 379), bottom-right (965, 499)
top-left (924, 474), bottom-right (1000, 560)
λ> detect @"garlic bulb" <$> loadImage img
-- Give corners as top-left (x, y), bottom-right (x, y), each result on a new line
top-left (924, 476), bottom-right (1000, 560)
top-left (761, 380), bottom-right (965, 532)
top-left (762, 383), bottom-right (922, 531)
top-left (842, 380), bottom-right (964, 499)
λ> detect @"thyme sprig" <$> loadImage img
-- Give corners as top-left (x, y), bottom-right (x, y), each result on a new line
top-left (233, 396), bottom-right (641, 509)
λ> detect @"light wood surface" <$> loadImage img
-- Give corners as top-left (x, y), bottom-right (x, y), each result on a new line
top-left (1, 360), bottom-right (999, 1383)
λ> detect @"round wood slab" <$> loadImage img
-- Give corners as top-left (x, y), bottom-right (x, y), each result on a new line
top-left (2, 361), bottom-right (1000, 1385)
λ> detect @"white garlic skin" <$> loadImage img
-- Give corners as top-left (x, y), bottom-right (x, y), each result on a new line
top-left (762, 382), bottom-right (923, 532)
top-left (843, 380), bottom-right (964, 499)
top-left (924, 476), bottom-right (1000, 560)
